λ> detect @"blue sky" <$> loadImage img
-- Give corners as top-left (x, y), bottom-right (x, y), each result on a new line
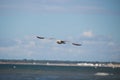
top-left (0, 0), bottom-right (120, 62)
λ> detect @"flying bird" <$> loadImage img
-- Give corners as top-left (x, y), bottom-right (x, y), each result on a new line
top-left (36, 36), bottom-right (82, 46)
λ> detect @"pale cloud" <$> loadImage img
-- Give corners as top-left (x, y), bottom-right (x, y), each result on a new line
top-left (0, 46), bottom-right (15, 52)
top-left (0, 36), bottom-right (37, 59)
top-left (43, 5), bottom-right (67, 13)
top-left (0, 34), bottom-right (120, 62)
top-left (43, 0), bottom-right (71, 4)
top-left (82, 31), bottom-right (94, 37)
top-left (1, 0), bottom-right (119, 15)
top-left (108, 42), bottom-right (115, 46)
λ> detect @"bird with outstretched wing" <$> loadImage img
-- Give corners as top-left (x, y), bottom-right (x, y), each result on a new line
top-left (36, 36), bottom-right (82, 46)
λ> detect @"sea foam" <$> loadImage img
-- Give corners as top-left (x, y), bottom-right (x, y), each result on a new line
top-left (94, 72), bottom-right (113, 76)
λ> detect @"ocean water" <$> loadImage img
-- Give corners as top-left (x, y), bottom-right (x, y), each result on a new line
top-left (0, 64), bottom-right (120, 80)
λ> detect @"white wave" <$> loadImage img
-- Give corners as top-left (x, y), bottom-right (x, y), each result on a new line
top-left (94, 72), bottom-right (113, 76)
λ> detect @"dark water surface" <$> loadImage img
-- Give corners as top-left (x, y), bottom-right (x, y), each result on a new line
top-left (0, 64), bottom-right (120, 80)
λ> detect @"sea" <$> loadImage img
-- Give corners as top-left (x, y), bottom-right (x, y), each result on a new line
top-left (0, 64), bottom-right (120, 80)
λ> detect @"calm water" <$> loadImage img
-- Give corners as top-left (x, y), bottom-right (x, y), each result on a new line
top-left (0, 64), bottom-right (120, 80)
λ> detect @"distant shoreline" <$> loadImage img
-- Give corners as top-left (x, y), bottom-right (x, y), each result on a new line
top-left (0, 60), bottom-right (120, 68)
